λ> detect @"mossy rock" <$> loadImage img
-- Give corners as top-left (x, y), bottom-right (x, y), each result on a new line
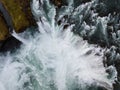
top-left (0, 14), bottom-right (9, 41)
top-left (1, 0), bottom-right (36, 33)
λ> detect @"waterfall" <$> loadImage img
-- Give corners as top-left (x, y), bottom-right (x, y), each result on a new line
top-left (0, 0), bottom-right (117, 90)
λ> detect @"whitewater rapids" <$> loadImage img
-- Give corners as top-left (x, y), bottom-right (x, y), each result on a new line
top-left (0, 0), bottom-right (116, 90)
top-left (0, 21), bottom-right (114, 90)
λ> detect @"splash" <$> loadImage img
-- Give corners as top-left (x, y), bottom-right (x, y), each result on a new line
top-left (0, 0), bottom-right (116, 90)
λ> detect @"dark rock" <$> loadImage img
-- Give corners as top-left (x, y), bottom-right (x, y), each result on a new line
top-left (0, 36), bottom-right (21, 53)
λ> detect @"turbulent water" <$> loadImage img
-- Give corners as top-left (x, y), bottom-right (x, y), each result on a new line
top-left (0, 0), bottom-right (117, 90)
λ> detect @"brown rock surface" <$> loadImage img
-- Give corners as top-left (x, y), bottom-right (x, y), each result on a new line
top-left (0, 0), bottom-right (36, 41)
top-left (1, 0), bottom-right (36, 33)
top-left (51, 0), bottom-right (62, 7)
top-left (0, 13), bottom-right (9, 41)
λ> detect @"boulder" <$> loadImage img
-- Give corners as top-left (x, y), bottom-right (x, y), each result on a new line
top-left (0, 13), bottom-right (9, 41)
top-left (1, 0), bottom-right (36, 32)
top-left (0, 0), bottom-right (36, 41)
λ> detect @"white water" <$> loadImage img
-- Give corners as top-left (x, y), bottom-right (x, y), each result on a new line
top-left (0, 0), bottom-right (116, 90)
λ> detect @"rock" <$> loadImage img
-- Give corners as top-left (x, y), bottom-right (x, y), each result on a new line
top-left (51, 0), bottom-right (62, 7)
top-left (0, 0), bottom-right (36, 41)
top-left (0, 36), bottom-right (21, 53)
top-left (0, 0), bottom-right (36, 33)
top-left (0, 14), bottom-right (9, 41)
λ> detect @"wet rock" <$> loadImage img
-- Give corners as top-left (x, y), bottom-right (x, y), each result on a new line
top-left (0, 36), bottom-right (21, 53)
top-left (1, 0), bottom-right (36, 33)
top-left (51, 0), bottom-right (62, 7)
top-left (0, 13), bottom-right (9, 41)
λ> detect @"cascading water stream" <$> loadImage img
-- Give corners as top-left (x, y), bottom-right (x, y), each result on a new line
top-left (0, 0), bottom-right (117, 90)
